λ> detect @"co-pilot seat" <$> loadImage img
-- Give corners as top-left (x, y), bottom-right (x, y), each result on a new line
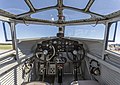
top-left (71, 80), bottom-right (99, 85)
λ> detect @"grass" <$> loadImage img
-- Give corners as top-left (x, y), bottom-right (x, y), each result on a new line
top-left (0, 44), bottom-right (12, 50)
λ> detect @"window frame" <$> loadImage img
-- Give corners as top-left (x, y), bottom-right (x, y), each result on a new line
top-left (105, 21), bottom-right (120, 56)
top-left (2, 22), bottom-right (12, 41)
top-left (0, 21), bottom-right (13, 54)
top-left (108, 22), bottom-right (118, 42)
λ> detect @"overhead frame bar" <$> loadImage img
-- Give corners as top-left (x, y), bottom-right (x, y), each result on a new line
top-left (16, 6), bottom-right (105, 19)
top-left (15, 13), bottom-right (120, 26)
top-left (12, 17), bottom-right (106, 26)
top-left (9, 9), bottom-right (120, 27)
top-left (84, 0), bottom-right (95, 12)
top-left (24, 0), bottom-right (36, 12)
top-left (0, 9), bottom-right (16, 18)
top-left (11, 11), bottom-right (120, 26)
top-left (12, 18), bottom-right (56, 26)
top-left (0, 15), bottom-right (11, 22)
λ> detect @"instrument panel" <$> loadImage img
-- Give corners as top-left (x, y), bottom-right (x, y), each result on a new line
top-left (36, 38), bottom-right (81, 53)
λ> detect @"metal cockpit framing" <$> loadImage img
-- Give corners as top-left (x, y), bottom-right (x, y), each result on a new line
top-left (0, 0), bottom-right (120, 61)
top-left (0, 0), bottom-right (120, 26)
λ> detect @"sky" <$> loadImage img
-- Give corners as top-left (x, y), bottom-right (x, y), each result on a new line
top-left (0, 0), bottom-right (120, 43)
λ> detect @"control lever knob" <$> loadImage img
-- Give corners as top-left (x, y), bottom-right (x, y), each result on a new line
top-left (73, 50), bottom-right (77, 55)
top-left (43, 50), bottom-right (48, 55)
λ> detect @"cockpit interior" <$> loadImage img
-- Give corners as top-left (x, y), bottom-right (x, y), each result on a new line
top-left (0, 0), bottom-right (120, 85)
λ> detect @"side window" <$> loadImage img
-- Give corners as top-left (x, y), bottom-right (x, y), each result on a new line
top-left (107, 22), bottom-right (120, 54)
top-left (0, 21), bottom-right (13, 54)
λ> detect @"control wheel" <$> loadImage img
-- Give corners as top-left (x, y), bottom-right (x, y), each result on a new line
top-left (35, 45), bottom-right (56, 62)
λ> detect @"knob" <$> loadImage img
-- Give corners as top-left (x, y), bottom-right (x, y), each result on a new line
top-left (73, 50), bottom-right (77, 55)
top-left (43, 50), bottom-right (48, 55)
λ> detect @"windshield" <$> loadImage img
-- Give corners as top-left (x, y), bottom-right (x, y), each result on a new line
top-left (0, 0), bottom-right (120, 40)
top-left (65, 24), bottom-right (105, 39)
top-left (15, 23), bottom-right (105, 40)
top-left (16, 24), bottom-right (58, 39)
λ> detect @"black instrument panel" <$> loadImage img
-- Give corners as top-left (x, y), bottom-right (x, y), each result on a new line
top-left (36, 38), bottom-right (81, 53)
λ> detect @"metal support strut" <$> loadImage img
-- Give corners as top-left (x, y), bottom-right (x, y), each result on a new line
top-left (57, 0), bottom-right (65, 38)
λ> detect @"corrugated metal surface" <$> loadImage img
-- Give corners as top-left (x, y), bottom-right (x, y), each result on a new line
top-left (16, 66), bottom-right (24, 85)
top-left (106, 55), bottom-right (120, 66)
top-left (87, 53), bottom-right (120, 85)
top-left (0, 69), bottom-right (15, 85)
top-left (99, 65), bottom-right (120, 85)
top-left (0, 51), bottom-right (25, 85)
top-left (0, 65), bottom-right (23, 85)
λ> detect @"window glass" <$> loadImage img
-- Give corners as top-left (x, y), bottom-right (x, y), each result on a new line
top-left (108, 22), bottom-right (120, 54)
top-left (0, 21), bottom-right (12, 54)
top-left (0, 0), bottom-right (29, 14)
top-left (63, 0), bottom-right (89, 9)
top-left (64, 9), bottom-right (91, 21)
top-left (65, 24), bottom-right (105, 39)
top-left (30, 0), bottom-right (57, 9)
top-left (16, 24), bottom-right (58, 39)
top-left (4, 23), bottom-right (12, 40)
top-left (31, 9), bottom-right (57, 21)
top-left (0, 0), bottom-right (120, 15)
top-left (90, 0), bottom-right (120, 15)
